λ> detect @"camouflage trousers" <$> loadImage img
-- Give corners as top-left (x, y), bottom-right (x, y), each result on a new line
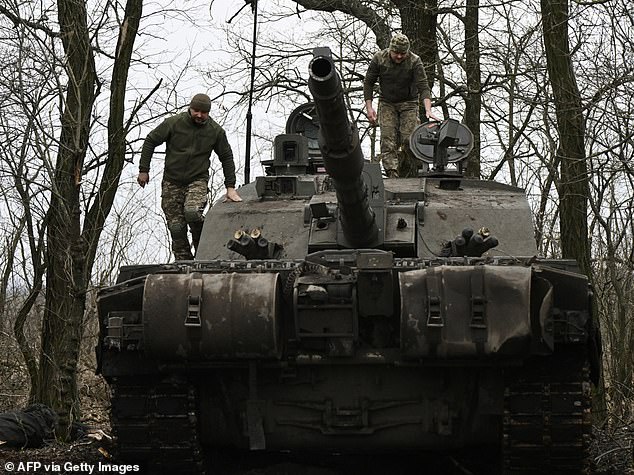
top-left (161, 179), bottom-right (208, 260)
top-left (374, 99), bottom-right (420, 177)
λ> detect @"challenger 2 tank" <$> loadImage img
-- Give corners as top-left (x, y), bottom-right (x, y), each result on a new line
top-left (96, 47), bottom-right (601, 474)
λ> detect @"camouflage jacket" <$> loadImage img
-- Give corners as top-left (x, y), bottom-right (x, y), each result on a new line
top-left (139, 112), bottom-right (236, 188)
top-left (363, 49), bottom-right (430, 104)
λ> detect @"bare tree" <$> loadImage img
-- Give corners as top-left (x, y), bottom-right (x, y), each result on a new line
top-left (0, 3), bottom-right (55, 404)
top-left (462, 0), bottom-right (481, 178)
top-left (34, 0), bottom-right (100, 435)
top-left (540, 0), bottom-right (591, 276)
top-left (579, 0), bottom-right (634, 420)
top-left (0, 0), bottom-right (145, 437)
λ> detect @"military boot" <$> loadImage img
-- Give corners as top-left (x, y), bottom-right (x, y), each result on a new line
top-left (169, 224), bottom-right (194, 260)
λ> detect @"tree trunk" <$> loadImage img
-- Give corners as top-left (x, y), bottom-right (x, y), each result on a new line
top-left (393, 0), bottom-right (438, 128)
top-left (463, 0), bottom-right (481, 178)
top-left (397, 0), bottom-right (438, 92)
top-left (540, 0), bottom-right (590, 273)
top-left (34, 0), bottom-right (97, 438)
top-left (541, 0), bottom-right (605, 417)
top-left (34, 0), bottom-right (143, 439)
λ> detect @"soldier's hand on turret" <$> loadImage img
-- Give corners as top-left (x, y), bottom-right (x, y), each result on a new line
top-left (137, 172), bottom-right (149, 188)
top-left (223, 187), bottom-right (243, 203)
top-left (426, 110), bottom-right (442, 122)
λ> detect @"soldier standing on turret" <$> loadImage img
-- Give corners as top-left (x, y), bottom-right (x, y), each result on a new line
top-left (137, 93), bottom-right (242, 261)
top-left (363, 33), bottom-right (440, 178)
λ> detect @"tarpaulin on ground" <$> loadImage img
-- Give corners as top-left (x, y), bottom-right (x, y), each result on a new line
top-left (0, 404), bottom-right (58, 448)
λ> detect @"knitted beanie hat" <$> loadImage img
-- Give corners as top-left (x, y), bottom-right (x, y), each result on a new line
top-left (189, 93), bottom-right (211, 112)
top-left (389, 33), bottom-right (410, 54)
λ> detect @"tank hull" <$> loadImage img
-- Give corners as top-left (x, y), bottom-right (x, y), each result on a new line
top-left (98, 256), bottom-right (595, 473)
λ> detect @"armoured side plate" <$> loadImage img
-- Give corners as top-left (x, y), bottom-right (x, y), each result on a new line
top-left (399, 265), bottom-right (534, 358)
top-left (142, 272), bottom-right (282, 360)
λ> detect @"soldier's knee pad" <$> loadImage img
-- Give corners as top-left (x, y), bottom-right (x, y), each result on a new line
top-left (183, 206), bottom-right (204, 224)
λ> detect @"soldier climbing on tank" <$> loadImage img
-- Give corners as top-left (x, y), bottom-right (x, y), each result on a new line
top-left (363, 33), bottom-right (440, 178)
top-left (137, 94), bottom-right (242, 260)
top-left (137, 93), bottom-right (242, 260)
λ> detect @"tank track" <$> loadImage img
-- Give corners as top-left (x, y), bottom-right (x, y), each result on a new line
top-left (109, 376), bottom-right (205, 474)
top-left (503, 348), bottom-right (592, 474)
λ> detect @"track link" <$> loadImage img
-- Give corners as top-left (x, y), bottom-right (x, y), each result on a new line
top-left (503, 348), bottom-right (592, 474)
top-left (110, 376), bottom-right (205, 474)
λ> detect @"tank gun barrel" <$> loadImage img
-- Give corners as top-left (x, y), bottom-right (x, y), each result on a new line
top-left (308, 47), bottom-right (379, 247)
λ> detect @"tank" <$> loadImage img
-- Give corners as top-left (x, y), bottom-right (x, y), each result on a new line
top-left (96, 48), bottom-right (601, 474)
